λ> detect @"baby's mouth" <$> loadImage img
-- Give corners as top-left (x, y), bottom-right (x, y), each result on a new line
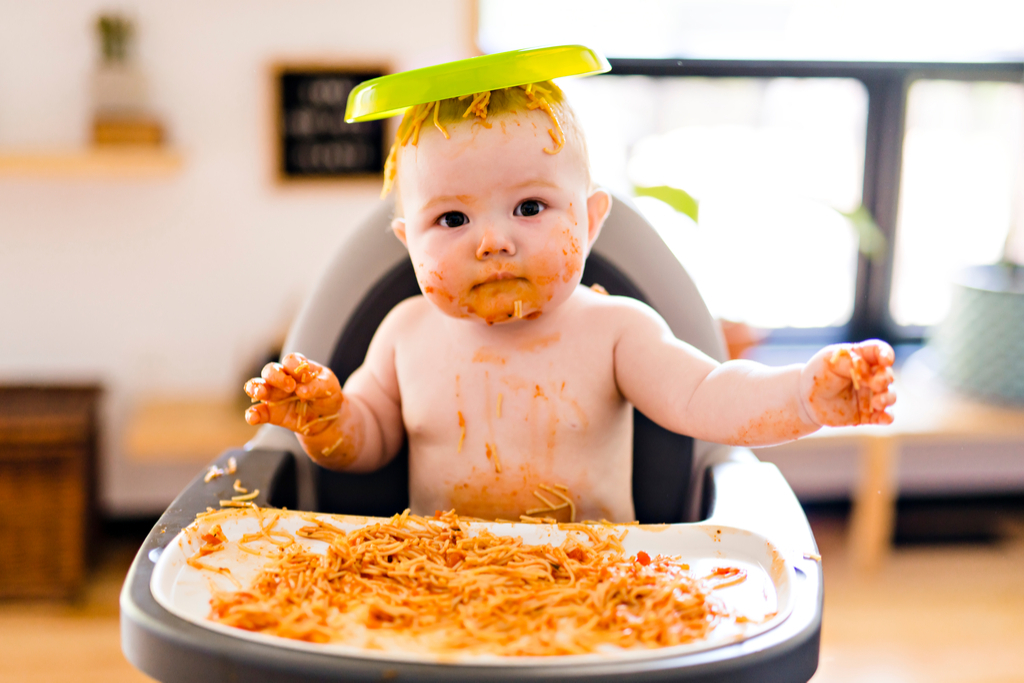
top-left (474, 273), bottom-right (525, 289)
top-left (463, 275), bottom-right (538, 323)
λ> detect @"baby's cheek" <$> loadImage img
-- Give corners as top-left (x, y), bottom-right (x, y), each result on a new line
top-left (533, 223), bottom-right (583, 288)
top-left (559, 228), bottom-right (583, 283)
top-left (413, 260), bottom-right (454, 301)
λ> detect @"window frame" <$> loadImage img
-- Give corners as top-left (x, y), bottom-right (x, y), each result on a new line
top-left (605, 58), bottom-right (1024, 345)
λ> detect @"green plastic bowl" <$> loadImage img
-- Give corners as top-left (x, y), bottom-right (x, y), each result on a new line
top-left (344, 45), bottom-right (610, 123)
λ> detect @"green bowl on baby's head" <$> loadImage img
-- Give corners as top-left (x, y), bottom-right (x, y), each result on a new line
top-left (344, 45), bottom-right (610, 123)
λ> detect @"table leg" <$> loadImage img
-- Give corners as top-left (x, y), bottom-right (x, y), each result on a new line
top-left (848, 436), bottom-right (900, 572)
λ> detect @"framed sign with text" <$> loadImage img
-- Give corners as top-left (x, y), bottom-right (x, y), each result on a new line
top-left (274, 65), bottom-right (387, 182)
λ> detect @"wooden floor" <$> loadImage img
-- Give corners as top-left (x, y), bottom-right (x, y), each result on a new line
top-left (1, 506), bottom-right (1022, 683)
top-left (810, 504), bottom-right (1024, 683)
top-left (0, 538), bottom-right (152, 683)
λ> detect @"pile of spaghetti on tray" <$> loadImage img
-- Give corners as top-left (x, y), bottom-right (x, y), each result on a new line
top-left (197, 509), bottom-right (747, 656)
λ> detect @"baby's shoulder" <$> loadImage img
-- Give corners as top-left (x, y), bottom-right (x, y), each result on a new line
top-left (571, 285), bottom-right (666, 327)
top-left (555, 286), bottom-right (670, 346)
top-left (387, 293), bottom-right (433, 320)
top-left (373, 295), bottom-right (435, 341)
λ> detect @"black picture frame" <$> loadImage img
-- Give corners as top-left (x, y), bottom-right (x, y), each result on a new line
top-left (274, 65), bottom-right (387, 182)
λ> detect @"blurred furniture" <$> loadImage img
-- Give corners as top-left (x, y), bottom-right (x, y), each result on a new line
top-left (802, 348), bottom-right (1024, 571)
top-left (125, 397), bottom-right (258, 464)
top-left (0, 385), bottom-right (100, 598)
top-left (0, 149), bottom-right (181, 179)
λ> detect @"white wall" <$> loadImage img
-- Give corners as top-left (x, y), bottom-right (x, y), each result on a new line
top-left (0, 0), bottom-right (474, 514)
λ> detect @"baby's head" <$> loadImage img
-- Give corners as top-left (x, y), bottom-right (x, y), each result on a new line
top-left (388, 82), bottom-right (611, 325)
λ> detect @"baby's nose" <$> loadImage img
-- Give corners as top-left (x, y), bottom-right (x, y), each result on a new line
top-left (475, 228), bottom-right (516, 259)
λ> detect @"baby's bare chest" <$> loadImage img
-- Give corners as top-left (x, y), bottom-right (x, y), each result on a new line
top-left (395, 328), bottom-right (623, 450)
top-left (390, 316), bottom-right (636, 522)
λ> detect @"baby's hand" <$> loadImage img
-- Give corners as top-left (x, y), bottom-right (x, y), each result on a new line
top-left (800, 340), bottom-right (896, 427)
top-left (244, 353), bottom-right (343, 436)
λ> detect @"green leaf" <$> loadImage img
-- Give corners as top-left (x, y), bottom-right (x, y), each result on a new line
top-left (633, 185), bottom-right (699, 223)
top-left (840, 204), bottom-right (887, 261)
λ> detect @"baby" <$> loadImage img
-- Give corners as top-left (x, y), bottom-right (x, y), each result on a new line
top-left (244, 82), bottom-right (896, 523)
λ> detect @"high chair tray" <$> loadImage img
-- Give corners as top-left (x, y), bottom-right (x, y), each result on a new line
top-left (122, 448), bottom-right (822, 682)
top-left (151, 508), bottom-right (796, 667)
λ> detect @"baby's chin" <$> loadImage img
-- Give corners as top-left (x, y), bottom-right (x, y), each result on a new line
top-left (426, 278), bottom-right (553, 325)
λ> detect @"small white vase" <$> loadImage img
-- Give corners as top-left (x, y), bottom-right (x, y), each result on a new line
top-left (91, 63), bottom-right (148, 117)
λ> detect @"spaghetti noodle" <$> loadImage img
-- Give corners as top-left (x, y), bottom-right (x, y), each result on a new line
top-left (204, 509), bottom-right (746, 655)
top-left (203, 456), bottom-right (237, 483)
top-left (457, 411), bottom-right (466, 453)
top-left (485, 442), bottom-right (502, 473)
top-left (519, 83), bottom-right (565, 155)
top-left (381, 82), bottom-right (567, 198)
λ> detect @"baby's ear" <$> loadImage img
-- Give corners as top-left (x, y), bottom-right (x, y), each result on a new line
top-left (586, 188), bottom-right (612, 247)
top-left (391, 218), bottom-right (408, 247)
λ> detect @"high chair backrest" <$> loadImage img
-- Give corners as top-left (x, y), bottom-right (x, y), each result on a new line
top-left (265, 194), bottom-right (729, 523)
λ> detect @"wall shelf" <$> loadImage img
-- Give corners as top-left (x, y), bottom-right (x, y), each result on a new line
top-left (0, 148), bottom-right (183, 178)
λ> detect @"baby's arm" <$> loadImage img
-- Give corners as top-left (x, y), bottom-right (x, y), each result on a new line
top-left (243, 310), bottom-right (406, 472)
top-left (612, 301), bottom-right (895, 447)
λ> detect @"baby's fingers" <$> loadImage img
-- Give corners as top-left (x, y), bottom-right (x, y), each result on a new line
top-left (244, 397), bottom-right (303, 428)
top-left (244, 377), bottom-right (292, 403)
top-left (282, 353), bottom-right (324, 384)
top-left (261, 362), bottom-right (296, 393)
top-left (869, 408), bottom-right (895, 425)
top-left (295, 370), bottom-right (339, 401)
top-left (853, 339), bottom-right (895, 368)
top-left (868, 366), bottom-right (895, 393)
top-left (245, 402), bottom-right (274, 426)
top-left (825, 344), bottom-right (869, 382)
top-left (870, 385), bottom-right (897, 412)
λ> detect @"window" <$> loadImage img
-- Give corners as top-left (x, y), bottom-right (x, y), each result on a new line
top-left (561, 75), bottom-right (866, 329)
top-left (479, 1), bottom-right (1024, 63)
top-left (479, 0), bottom-right (1024, 345)
top-left (891, 80), bottom-right (1024, 327)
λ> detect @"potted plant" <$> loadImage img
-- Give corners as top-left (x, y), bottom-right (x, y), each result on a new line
top-left (91, 13), bottom-right (163, 146)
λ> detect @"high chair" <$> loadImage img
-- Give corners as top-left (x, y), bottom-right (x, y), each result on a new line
top-left (121, 194), bottom-right (823, 682)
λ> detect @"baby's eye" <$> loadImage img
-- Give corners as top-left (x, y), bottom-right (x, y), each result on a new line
top-left (437, 211), bottom-right (468, 228)
top-left (514, 199), bottom-right (545, 217)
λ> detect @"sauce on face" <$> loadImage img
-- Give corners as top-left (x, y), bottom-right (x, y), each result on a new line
top-left (401, 109), bottom-right (589, 327)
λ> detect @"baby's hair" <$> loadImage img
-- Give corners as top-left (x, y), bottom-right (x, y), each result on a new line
top-left (381, 80), bottom-right (589, 199)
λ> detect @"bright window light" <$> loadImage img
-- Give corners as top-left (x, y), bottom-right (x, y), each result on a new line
top-left (560, 75), bottom-right (867, 328)
top-left (479, 0), bottom-right (1024, 63)
top-left (890, 80), bottom-right (1024, 327)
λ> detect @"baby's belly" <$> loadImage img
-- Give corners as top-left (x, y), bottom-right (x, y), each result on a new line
top-left (407, 432), bottom-right (636, 523)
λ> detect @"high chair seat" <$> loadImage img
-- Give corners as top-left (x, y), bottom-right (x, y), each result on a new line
top-left (121, 195), bottom-right (823, 682)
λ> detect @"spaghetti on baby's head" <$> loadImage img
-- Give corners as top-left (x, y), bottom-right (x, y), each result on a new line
top-left (382, 81), bottom-right (592, 200)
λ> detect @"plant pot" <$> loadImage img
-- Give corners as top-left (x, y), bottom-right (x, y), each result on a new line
top-left (929, 263), bottom-right (1024, 404)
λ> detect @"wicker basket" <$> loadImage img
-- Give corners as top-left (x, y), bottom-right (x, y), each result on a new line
top-left (0, 386), bottom-right (100, 598)
top-left (930, 264), bottom-right (1024, 404)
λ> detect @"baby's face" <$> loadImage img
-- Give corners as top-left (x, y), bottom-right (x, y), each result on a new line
top-left (393, 108), bottom-right (608, 325)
